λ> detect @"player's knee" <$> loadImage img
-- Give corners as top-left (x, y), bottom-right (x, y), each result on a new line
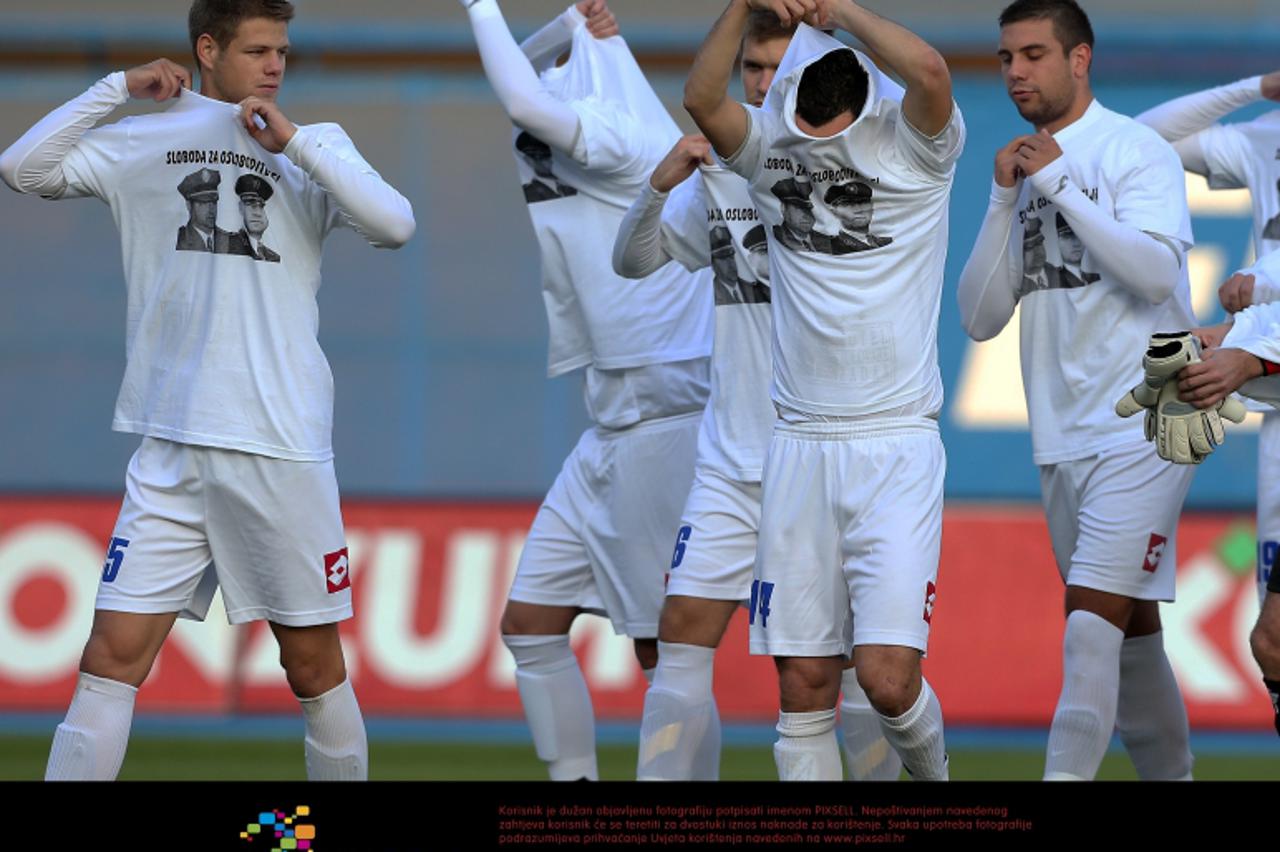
top-left (499, 601), bottom-right (577, 636)
top-left (1251, 622), bottom-right (1280, 676)
top-left (855, 663), bottom-right (919, 718)
top-left (777, 659), bottom-right (840, 711)
top-left (79, 627), bottom-right (159, 687)
top-left (278, 645), bottom-right (346, 699)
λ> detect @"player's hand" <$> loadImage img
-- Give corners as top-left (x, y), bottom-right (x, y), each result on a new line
top-left (995, 135), bottom-right (1033, 188)
top-left (1013, 129), bottom-right (1063, 177)
top-left (1193, 322), bottom-right (1232, 351)
top-left (124, 59), bottom-right (192, 102)
top-left (1177, 347), bottom-right (1263, 409)
top-left (239, 96), bottom-right (297, 153)
top-left (576, 0), bottom-right (618, 39)
top-left (650, 135), bottom-right (714, 193)
top-left (746, 0), bottom-right (828, 28)
top-left (1262, 70), bottom-right (1280, 102)
top-left (1219, 272), bottom-right (1256, 314)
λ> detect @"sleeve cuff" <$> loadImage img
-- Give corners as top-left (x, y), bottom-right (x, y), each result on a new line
top-left (989, 179), bottom-right (1020, 204)
top-left (1027, 156), bottom-right (1071, 199)
top-left (562, 3), bottom-right (587, 27)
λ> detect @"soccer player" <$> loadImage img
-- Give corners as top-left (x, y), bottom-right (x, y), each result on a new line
top-left (683, 0), bottom-right (962, 781)
top-left (0, 0), bottom-right (415, 781)
top-left (613, 8), bottom-right (901, 782)
top-left (1136, 68), bottom-right (1280, 730)
top-left (957, 0), bottom-right (1197, 781)
top-left (457, 0), bottom-right (715, 781)
top-left (1177, 249), bottom-right (1280, 737)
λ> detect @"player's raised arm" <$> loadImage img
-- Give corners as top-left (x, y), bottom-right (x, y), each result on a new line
top-left (613, 135), bottom-right (714, 279)
top-left (0, 59), bottom-right (190, 198)
top-left (1136, 71), bottom-right (1280, 176)
top-left (957, 136), bottom-right (1033, 340)
top-left (461, 0), bottom-right (615, 155)
top-left (824, 0), bottom-right (952, 136)
top-left (684, 0), bottom-right (760, 157)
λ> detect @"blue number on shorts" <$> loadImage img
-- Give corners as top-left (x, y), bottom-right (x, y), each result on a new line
top-left (1260, 541), bottom-right (1278, 588)
top-left (102, 536), bottom-right (130, 583)
top-left (748, 580), bottom-right (775, 628)
top-left (670, 525), bottom-right (692, 570)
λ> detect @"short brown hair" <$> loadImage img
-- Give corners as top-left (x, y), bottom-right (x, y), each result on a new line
top-left (744, 9), bottom-right (797, 46)
top-left (998, 0), bottom-right (1094, 54)
top-left (189, 0), bottom-right (295, 60)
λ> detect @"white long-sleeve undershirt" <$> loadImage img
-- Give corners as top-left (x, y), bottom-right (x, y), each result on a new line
top-left (956, 180), bottom-right (1021, 341)
top-left (519, 7), bottom-right (578, 73)
top-left (612, 182), bottom-right (676, 279)
top-left (1029, 158), bottom-right (1183, 304)
top-left (1135, 76), bottom-right (1263, 176)
top-left (0, 71), bottom-right (129, 198)
top-left (466, 0), bottom-right (582, 155)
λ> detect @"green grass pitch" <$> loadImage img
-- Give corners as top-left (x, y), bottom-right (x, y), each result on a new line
top-left (1, 735), bottom-right (1274, 780)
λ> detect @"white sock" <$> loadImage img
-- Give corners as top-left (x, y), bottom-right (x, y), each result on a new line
top-left (1044, 609), bottom-right (1124, 781)
top-left (45, 672), bottom-right (137, 781)
top-left (298, 678), bottom-right (368, 781)
top-left (840, 668), bottom-right (902, 781)
top-left (637, 642), bottom-right (720, 781)
top-left (503, 634), bottom-right (598, 781)
top-left (641, 666), bottom-right (656, 685)
top-left (774, 709), bottom-right (842, 781)
top-left (878, 678), bottom-right (948, 781)
top-left (1116, 631), bottom-right (1193, 780)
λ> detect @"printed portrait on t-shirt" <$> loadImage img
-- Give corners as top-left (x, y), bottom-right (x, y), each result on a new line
top-left (739, 224), bottom-right (771, 304)
top-left (1017, 207), bottom-right (1102, 298)
top-left (709, 224), bottom-right (770, 306)
top-left (1052, 213), bottom-right (1099, 289)
top-left (769, 175), bottom-right (821, 253)
top-left (175, 167), bottom-right (238, 254)
top-left (816, 180), bottom-right (893, 255)
top-left (515, 131), bottom-right (578, 204)
top-left (1263, 179), bottom-right (1280, 242)
top-left (174, 167), bottom-right (283, 262)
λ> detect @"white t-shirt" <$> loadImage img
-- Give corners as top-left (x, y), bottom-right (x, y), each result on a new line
top-left (1199, 110), bottom-right (1280, 256)
top-left (1012, 101), bottom-right (1196, 465)
top-left (53, 82), bottom-right (409, 462)
top-left (658, 164), bottom-right (775, 482)
top-left (516, 25), bottom-right (714, 397)
top-left (723, 26), bottom-right (964, 419)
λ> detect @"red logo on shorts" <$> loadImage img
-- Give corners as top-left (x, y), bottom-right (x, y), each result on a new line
top-left (324, 547), bottom-right (351, 593)
top-left (1143, 534), bottom-right (1167, 574)
top-left (923, 581), bottom-right (937, 624)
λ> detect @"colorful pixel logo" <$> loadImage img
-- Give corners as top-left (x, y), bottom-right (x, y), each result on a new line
top-left (240, 806), bottom-right (317, 851)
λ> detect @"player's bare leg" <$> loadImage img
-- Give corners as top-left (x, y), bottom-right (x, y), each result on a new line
top-left (1114, 600), bottom-right (1193, 779)
top-left (772, 655), bottom-right (844, 780)
top-left (46, 609), bottom-right (178, 780)
top-left (637, 595), bottom-right (738, 780)
top-left (269, 621), bottom-right (366, 780)
top-left (1250, 592), bottom-right (1280, 736)
top-left (501, 600), bottom-right (600, 780)
top-left (852, 645), bottom-right (947, 780)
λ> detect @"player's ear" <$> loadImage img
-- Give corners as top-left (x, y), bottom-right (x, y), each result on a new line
top-left (1069, 43), bottom-right (1091, 79)
top-left (195, 33), bottom-right (219, 75)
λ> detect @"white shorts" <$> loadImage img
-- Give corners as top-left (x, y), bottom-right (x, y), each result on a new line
top-left (1257, 412), bottom-right (1280, 604)
top-left (749, 418), bottom-right (944, 658)
top-left (1039, 440), bottom-right (1194, 602)
top-left (665, 466), bottom-right (761, 604)
top-left (508, 411), bottom-right (701, 637)
top-left (95, 437), bottom-right (352, 626)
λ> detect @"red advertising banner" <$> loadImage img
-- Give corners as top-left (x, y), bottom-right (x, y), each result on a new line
top-left (0, 498), bottom-right (1270, 729)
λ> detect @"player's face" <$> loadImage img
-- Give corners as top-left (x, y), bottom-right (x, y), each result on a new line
top-left (527, 152), bottom-right (555, 179)
top-left (740, 36), bottom-right (790, 108)
top-left (241, 199), bottom-right (269, 236)
top-left (201, 17), bottom-right (290, 103)
top-left (1059, 230), bottom-right (1083, 264)
top-left (997, 19), bottom-right (1079, 129)
top-left (748, 246), bottom-right (769, 280)
top-left (189, 197), bottom-right (218, 230)
top-left (783, 202), bottom-right (815, 234)
top-left (833, 200), bottom-right (872, 232)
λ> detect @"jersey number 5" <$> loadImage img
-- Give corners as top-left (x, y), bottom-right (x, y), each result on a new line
top-left (102, 536), bottom-right (130, 583)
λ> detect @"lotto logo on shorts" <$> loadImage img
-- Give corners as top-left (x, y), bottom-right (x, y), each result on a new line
top-left (1142, 534), bottom-right (1167, 574)
top-left (239, 805), bottom-right (316, 850)
top-left (923, 581), bottom-right (937, 624)
top-left (323, 547), bottom-right (351, 594)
